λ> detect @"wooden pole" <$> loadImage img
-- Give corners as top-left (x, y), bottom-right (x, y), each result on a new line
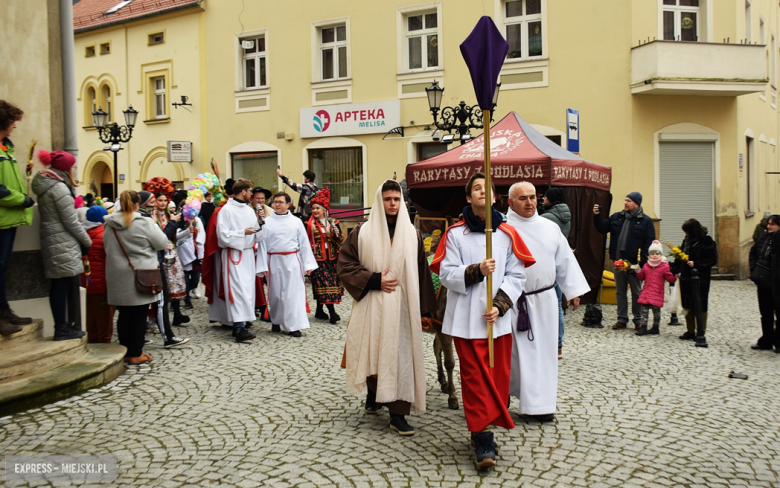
top-left (483, 108), bottom-right (494, 368)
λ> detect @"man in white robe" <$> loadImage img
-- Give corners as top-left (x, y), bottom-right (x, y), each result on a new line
top-left (506, 181), bottom-right (591, 421)
top-left (215, 178), bottom-right (266, 343)
top-left (262, 192), bottom-right (317, 337)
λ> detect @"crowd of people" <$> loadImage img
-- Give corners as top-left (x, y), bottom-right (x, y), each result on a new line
top-left (3, 97), bottom-right (780, 470)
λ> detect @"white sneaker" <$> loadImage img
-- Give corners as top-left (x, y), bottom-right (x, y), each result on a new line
top-left (192, 289), bottom-right (202, 299)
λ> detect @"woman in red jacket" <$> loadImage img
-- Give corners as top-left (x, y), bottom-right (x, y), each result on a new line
top-left (81, 205), bottom-right (114, 343)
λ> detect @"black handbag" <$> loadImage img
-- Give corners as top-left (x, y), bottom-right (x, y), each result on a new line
top-left (750, 239), bottom-right (773, 288)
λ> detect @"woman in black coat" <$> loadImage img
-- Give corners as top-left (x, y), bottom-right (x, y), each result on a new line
top-left (751, 215), bottom-right (780, 351)
top-left (671, 219), bottom-right (718, 340)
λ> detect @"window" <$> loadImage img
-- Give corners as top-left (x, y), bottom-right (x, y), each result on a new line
top-left (148, 32), bottom-right (165, 45)
top-left (85, 86), bottom-right (96, 126)
top-left (319, 25), bottom-right (348, 80)
top-left (772, 35), bottom-right (776, 88)
top-left (503, 0), bottom-right (543, 59)
top-left (417, 142), bottom-right (447, 161)
top-left (153, 76), bottom-right (166, 119)
top-left (100, 42), bottom-right (110, 55)
top-left (662, 0), bottom-right (699, 42)
top-left (745, 1), bottom-right (752, 43)
top-left (232, 152), bottom-right (279, 195)
top-left (309, 148), bottom-right (363, 210)
top-left (242, 36), bottom-right (267, 89)
top-left (85, 46), bottom-right (95, 57)
top-left (405, 11), bottom-right (439, 71)
top-left (103, 85), bottom-right (112, 122)
top-left (746, 135), bottom-right (756, 214)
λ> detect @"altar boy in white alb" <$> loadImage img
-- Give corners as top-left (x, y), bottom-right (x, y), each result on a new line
top-left (261, 192), bottom-right (318, 337)
top-left (506, 182), bottom-right (590, 421)
top-left (215, 178), bottom-right (267, 343)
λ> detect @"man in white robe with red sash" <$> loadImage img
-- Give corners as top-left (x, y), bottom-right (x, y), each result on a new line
top-left (506, 182), bottom-right (590, 421)
top-left (214, 178), bottom-right (267, 343)
top-left (262, 192), bottom-right (317, 337)
top-left (430, 173), bottom-right (535, 469)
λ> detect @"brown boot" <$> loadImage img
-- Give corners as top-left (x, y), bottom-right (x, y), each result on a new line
top-left (558, 348), bottom-right (562, 359)
top-left (0, 321), bottom-right (22, 336)
top-left (612, 321), bottom-right (627, 329)
top-left (0, 307), bottom-right (32, 326)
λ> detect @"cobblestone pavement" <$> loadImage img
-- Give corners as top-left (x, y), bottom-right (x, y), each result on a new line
top-left (2, 280), bottom-right (780, 487)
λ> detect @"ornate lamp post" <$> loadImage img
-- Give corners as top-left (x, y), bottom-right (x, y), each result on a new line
top-left (425, 80), bottom-right (501, 143)
top-left (92, 105), bottom-right (138, 199)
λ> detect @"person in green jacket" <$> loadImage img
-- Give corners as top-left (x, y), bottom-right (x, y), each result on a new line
top-left (0, 100), bottom-right (34, 336)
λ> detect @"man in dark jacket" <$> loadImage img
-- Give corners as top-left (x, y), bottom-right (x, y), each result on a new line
top-left (593, 192), bottom-right (656, 329)
top-left (200, 192), bottom-right (215, 229)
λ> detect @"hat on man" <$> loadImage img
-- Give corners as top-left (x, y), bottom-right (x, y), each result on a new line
top-left (252, 186), bottom-right (272, 200)
top-left (138, 190), bottom-right (154, 207)
top-left (545, 187), bottom-right (566, 205)
top-left (626, 191), bottom-right (643, 206)
top-left (86, 205), bottom-right (108, 223)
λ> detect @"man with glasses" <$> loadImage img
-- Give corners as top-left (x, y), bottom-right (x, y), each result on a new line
top-left (261, 192), bottom-right (318, 337)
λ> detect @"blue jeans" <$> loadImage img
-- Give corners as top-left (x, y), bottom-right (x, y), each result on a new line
top-left (554, 282), bottom-right (564, 348)
top-left (0, 227), bottom-right (18, 310)
top-left (234, 321), bottom-right (246, 331)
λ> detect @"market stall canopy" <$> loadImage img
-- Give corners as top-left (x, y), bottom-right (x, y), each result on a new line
top-left (406, 111), bottom-right (611, 191)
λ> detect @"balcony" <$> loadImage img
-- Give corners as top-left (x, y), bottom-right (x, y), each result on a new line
top-left (631, 40), bottom-right (767, 96)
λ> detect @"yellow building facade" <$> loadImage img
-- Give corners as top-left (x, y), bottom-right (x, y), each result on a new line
top-left (73, 0), bottom-right (206, 200)
top-left (73, 0), bottom-right (779, 276)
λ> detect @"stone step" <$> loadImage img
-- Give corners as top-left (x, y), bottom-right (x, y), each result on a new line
top-left (711, 273), bottom-right (736, 281)
top-left (0, 336), bottom-right (87, 385)
top-left (0, 319), bottom-right (44, 351)
top-left (0, 343), bottom-right (126, 417)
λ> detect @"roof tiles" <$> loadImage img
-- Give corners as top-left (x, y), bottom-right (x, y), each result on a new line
top-left (73, 0), bottom-right (200, 33)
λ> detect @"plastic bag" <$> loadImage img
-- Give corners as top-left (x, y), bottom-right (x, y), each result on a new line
top-left (664, 282), bottom-right (680, 313)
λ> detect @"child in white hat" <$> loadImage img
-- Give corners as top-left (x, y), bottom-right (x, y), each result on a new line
top-left (635, 240), bottom-right (676, 336)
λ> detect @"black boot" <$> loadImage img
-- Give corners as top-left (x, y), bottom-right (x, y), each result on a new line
top-left (365, 388), bottom-right (380, 414)
top-left (314, 303), bottom-right (328, 320)
top-left (635, 323), bottom-right (649, 336)
top-left (471, 431), bottom-right (497, 469)
top-left (53, 322), bottom-right (86, 341)
top-left (172, 301), bottom-right (190, 326)
top-left (668, 313), bottom-right (681, 326)
top-left (327, 304), bottom-right (340, 324)
top-left (389, 414), bottom-right (415, 436)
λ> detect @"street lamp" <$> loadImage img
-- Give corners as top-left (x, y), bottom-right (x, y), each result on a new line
top-left (92, 105), bottom-right (138, 200)
top-left (425, 80), bottom-right (501, 143)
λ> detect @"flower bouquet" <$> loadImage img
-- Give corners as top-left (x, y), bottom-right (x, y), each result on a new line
top-left (663, 241), bottom-right (689, 262)
top-left (613, 259), bottom-right (632, 272)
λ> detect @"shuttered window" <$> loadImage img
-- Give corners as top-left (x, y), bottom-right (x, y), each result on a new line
top-left (232, 152), bottom-right (279, 196)
top-left (659, 141), bottom-right (714, 248)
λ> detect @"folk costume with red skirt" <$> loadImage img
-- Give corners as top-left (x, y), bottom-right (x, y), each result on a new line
top-left (431, 206), bottom-right (535, 433)
top-left (306, 189), bottom-right (344, 305)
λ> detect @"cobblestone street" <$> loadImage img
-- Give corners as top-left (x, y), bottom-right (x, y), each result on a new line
top-left (2, 280), bottom-right (779, 487)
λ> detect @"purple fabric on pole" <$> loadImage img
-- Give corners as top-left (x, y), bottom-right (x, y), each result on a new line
top-left (459, 16), bottom-right (509, 110)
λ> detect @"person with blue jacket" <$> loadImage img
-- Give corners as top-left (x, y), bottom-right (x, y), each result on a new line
top-left (593, 192), bottom-right (656, 330)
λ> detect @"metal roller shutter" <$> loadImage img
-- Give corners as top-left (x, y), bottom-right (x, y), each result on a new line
top-left (659, 141), bottom-right (715, 248)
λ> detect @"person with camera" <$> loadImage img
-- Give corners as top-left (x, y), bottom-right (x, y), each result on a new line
top-left (277, 168), bottom-right (318, 221)
top-left (593, 192), bottom-right (656, 330)
top-left (749, 214), bottom-right (780, 352)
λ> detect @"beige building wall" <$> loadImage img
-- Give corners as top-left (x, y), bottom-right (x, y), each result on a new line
top-left (196, 0), bottom-right (777, 275)
top-left (74, 5), bottom-right (205, 199)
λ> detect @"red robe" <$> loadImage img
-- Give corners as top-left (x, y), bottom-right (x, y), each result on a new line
top-left (202, 202), bottom-right (226, 304)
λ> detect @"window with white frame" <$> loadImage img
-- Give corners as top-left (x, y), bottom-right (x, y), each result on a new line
top-left (153, 76), bottom-right (166, 119)
top-left (745, 1), bottom-right (752, 43)
top-left (103, 85), bottom-right (112, 122)
top-left (242, 36), bottom-right (267, 90)
top-left (405, 11), bottom-right (439, 71)
top-left (772, 35), bottom-right (776, 88)
top-left (319, 25), bottom-right (348, 80)
top-left (662, 0), bottom-right (700, 42)
top-left (503, 0), bottom-right (543, 59)
top-left (89, 87), bottom-right (96, 117)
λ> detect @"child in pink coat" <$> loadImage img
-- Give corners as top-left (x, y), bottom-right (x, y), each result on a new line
top-left (634, 240), bottom-right (676, 336)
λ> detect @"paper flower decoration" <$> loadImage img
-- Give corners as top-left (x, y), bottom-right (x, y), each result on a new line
top-left (143, 177), bottom-right (174, 200)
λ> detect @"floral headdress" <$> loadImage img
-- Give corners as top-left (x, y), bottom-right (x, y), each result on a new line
top-left (143, 177), bottom-right (174, 201)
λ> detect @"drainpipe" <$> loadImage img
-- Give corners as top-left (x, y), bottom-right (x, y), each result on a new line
top-left (60, 0), bottom-right (79, 173)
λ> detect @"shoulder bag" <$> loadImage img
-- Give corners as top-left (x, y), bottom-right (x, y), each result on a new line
top-left (750, 238), bottom-right (773, 288)
top-left (112, 227), bottom-right (162, 295)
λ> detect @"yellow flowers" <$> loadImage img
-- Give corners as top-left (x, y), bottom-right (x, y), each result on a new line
top-left (664, 241), bottom-right (689, 262)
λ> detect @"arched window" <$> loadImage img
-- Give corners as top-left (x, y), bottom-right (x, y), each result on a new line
top-left (86, 86), bottom-right (97, 126)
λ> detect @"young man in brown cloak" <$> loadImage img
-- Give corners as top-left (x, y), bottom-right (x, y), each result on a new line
top-left (337, 179), bottom-right (437, 436)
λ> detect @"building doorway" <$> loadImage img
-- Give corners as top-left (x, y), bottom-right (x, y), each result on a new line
top-left (659, 141), bottom-right (715, 246)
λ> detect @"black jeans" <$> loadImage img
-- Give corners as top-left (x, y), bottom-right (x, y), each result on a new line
top-left (757, 286), bottom-right (780, 349)
top-left (0, 227), bottom-right (17, 309)
top-left (49, 276), bottom-right (81, 327)
top-left (117, 305), bottom-right (149, 357)
top-left (184, 269), bottom-right (200, 299)
top-left (152, 266), bottom-right (174, 341)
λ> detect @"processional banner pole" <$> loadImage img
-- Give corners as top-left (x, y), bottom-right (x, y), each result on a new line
top-left (460, 16), bottom-right (508, 368)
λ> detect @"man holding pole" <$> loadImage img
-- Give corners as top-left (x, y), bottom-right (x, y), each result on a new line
top-left (431, 173), bottom-right (534, 469)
